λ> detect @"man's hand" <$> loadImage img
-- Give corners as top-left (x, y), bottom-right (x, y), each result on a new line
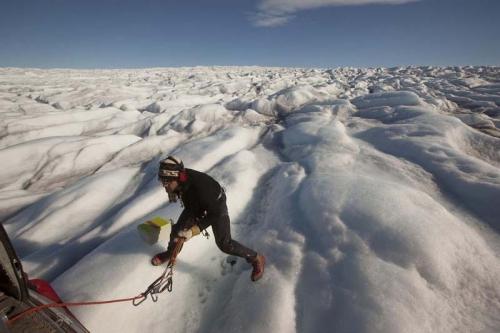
top-left (177, 225), bottom-right (201, 241)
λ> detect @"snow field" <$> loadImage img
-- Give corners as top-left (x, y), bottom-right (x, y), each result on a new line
top-left (0, 66), bottom-right (499, 333)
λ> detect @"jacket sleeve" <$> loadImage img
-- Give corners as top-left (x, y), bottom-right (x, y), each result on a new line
top-left (176, 209), bottom-right (197, 230)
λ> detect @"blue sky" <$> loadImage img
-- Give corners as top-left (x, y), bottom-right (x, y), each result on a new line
top-left (0, 0), bottom-right (498, 68)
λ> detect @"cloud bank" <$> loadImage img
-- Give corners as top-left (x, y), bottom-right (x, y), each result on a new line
top-left (251, 0), bottom-right (420, 27)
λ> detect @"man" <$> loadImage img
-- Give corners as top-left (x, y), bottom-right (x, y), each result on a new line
top-left (151, 156), bottom-right (265, 282)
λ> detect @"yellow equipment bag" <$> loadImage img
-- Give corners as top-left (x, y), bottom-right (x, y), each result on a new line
top-left (137, 217), bottom-right (172, 245)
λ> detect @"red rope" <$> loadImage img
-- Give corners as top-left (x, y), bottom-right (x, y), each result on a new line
top-left (7, 294), bottom-right (145, 325)
top-left (8, 238), bottom-right (186, 327)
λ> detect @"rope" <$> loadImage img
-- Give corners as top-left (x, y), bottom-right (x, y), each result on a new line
top-left (7, 238), bottom-right (186, 327)
top-left (133, 238), bottom-right (185, 305)
top-left (7, 295), bottom-right (144, 325)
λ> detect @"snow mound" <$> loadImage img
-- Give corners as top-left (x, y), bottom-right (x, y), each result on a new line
top-left (352, 90), bottom-right (424, 109)
top-left (166, 104), bottom-right (232, 134)
top-left (251, 98), bottom-right (276, 116)
top-left (1, 66), bottom-right (499, 333)
top-left (273, 84), bottom-right (334, 114)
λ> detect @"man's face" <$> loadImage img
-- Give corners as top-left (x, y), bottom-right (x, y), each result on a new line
top-left (161, 178), bottom-right (179, 193)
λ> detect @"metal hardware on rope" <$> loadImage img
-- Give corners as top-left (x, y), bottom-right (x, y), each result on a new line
top-left (164, 267), bottom-right (174, 292)
top-left (133, 237), bottom-right (184, 306)
top-left (202, 229), bottom-right (210, 239)
top-left (8, 238), bottom-right (186, 325)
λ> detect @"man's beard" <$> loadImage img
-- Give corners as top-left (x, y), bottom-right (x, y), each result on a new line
top-left (166, 188), bottom-right (179, 203)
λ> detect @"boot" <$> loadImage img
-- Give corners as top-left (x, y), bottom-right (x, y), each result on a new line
top-left (249, 254), bottom-right (265, 282)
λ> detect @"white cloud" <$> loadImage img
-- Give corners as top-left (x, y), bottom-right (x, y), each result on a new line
top-left (251, 0), bottom-right (420, 27)
top-left (250, 12), bottom-right (295, 27)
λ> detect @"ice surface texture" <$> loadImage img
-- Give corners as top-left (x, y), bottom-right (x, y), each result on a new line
top-left (0, 66), bottom-right (499, 333)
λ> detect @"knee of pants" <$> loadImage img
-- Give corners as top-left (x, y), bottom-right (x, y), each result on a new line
top-left (215, 238), bottom-right (234, 254)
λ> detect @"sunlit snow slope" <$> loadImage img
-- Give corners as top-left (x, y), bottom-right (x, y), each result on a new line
top-left (1, 66), bottom-right (499, 333)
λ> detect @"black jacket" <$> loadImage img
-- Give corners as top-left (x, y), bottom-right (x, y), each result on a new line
top-left (177, 168), bottom-right (227, 231)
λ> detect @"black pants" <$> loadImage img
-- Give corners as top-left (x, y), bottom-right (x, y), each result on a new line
top-left (166, 203), bottom-right (257, 261)
top-left (210, 214), bottom-right (257, 261)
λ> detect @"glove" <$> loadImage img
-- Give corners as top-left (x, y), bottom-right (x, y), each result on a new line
top-left (177, 225), bottom-right (201, 241)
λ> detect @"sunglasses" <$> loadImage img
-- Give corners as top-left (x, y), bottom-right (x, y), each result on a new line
top-left (158, 177), bottom-right (172, 186)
